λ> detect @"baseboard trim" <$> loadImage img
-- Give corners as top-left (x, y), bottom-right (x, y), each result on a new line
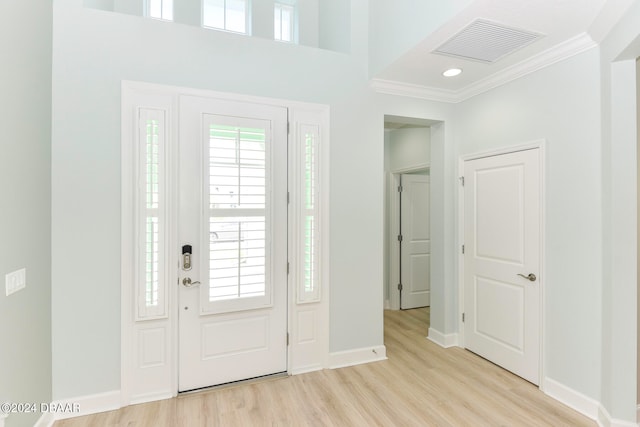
top-left (597, 403), bottom-right (639, 427)
top-left (427, 327), bottom-right (459, 348)
top-left (34, 390), bottom-right (121, 425)
top-left (34, 412), bottom-right (55, 427)
top-left (290, 365), bottom-right (324, 375)
top-left (328, 345), bottom-right (387, 369)
top-left (130, 391), bottom-right (173, 406)
top-left (543, 378), bottom-right (600, 420)
top-left (544, 378), bottom-right (638, 427)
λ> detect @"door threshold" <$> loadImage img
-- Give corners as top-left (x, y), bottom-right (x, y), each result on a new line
top-left (178, 371), bottom-right (289, 396)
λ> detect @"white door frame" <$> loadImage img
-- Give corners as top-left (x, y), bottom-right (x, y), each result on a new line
top-left (121, 81), bottom-right (330, 406)
top-left (457, 140), bottom-right (546, 388)
top-left (388, 163), bottom-right (430, 311)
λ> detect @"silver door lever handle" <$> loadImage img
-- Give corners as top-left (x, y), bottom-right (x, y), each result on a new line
top-left (517, 273), bottom-right (537, 282)
top-left (182, 277), bottom-right (201, 287)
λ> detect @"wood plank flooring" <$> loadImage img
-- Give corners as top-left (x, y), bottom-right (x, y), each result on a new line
top-left (55, 308), bottom-right (595, 426)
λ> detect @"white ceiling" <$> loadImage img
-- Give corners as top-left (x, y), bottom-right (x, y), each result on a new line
top-left (372, 0), bottom-right (634, 103)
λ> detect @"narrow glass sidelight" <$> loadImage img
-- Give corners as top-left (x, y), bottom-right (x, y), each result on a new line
top-left (137, 109), bottom-right (168, 319)
top-left (297, 124), bottom-right (321, 302)
top-left (145, 119), bottom-right (160, 307)
top-left (206, 123), bottom-right (269, 305)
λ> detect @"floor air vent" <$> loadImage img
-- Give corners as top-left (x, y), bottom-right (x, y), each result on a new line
top-left (433, 19), bottom-right (542, 63)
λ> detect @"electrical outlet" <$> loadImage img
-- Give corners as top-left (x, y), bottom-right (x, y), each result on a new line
top-left (5, 268), bottom-right (26, 296)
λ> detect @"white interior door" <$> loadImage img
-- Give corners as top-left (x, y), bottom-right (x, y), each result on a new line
top-left (400, 174), bottom-right (430, 309)
top-left (463, 148), bottom-right (540, 384)
top-left (178, 96), bottom-right (288, 392)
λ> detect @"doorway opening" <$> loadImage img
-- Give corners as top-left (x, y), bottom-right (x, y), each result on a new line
top-left (383, 115), bottom-right (435, 351)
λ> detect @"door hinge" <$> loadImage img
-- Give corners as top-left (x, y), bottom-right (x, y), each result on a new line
top-left (459, 176), bottom-right (465, 186)
top-left (287, 332), bottom-right (290, 346)
top-left (462, 313), bottom-right (465, 323)
top-left (287, 122), bottom-right (290, 134)
top-left (398, 185), bottom-right (403, 193)
top-left (287, 262), bottom-right (290, 274)
top-left (398, 283), bottom-right (403, 291)
top-left (461, 244), bottom-right (465, 254)
top-left (398, 235), bottom-right (403, 242)
top-left (287, 191), bottom-right (290, 205)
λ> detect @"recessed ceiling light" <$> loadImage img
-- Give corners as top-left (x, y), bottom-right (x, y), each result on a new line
top-left (443, 68), bottom-right (462, 77)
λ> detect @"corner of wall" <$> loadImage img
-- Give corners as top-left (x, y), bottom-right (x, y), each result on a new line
top-left (427, 327), bottom-right (459, 348)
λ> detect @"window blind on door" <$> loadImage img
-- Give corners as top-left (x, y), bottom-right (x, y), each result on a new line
top-left (137, 108), bottom-right (168, 319)
top-left (207, 123), bottom-right (268, 303)
top-left (298, 124), bottom-right (320, 302)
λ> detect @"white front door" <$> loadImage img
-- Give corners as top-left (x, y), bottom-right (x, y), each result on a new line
top-left (400, 174), bottom-right (430, 309)
top-left (178, 96), bottom-right (288, 392)
top-left (463, 148), bottom-right (541, 385)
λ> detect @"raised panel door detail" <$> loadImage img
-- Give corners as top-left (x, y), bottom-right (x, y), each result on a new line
top-left (409, 254), bottom-right (430, 293)
top-left (474, 165), bottom-right (524, 265)
top-left (201, 315), bottom-right (269, 359)
top-left (297, 310), bottom-right (316, 344)
top-left (474, 276), bottom-right (524, 352)
top-left (139, 327), bottom-right (166, 368)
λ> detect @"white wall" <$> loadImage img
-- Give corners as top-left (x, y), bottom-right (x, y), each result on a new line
top-left (455, 49), bottom-right (603, 400)
top-left (50, 0), bottom-right (406, 399)
top-left (598, 1), bottom-right (640, 421)
top-left (318, 0), bottom-right (350, 53)
top-left (0, 2), bottom-right (52, 427)
top-left (386, 127), bottom-right (431, 171)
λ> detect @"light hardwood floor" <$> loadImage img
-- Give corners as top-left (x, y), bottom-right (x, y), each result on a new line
top-left (55, 308), bottom-right (594, 426)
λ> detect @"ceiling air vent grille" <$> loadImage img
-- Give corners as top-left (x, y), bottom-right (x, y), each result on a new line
top-left (434, 19), bottom-right (542, 63)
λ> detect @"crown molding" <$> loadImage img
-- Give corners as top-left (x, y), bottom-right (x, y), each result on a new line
top-left (370, 32), bottom-right (598, 104)
top-left (458, 32), bottom-right (598, 100)
top-left (369, 79), bottom-right (460, 103)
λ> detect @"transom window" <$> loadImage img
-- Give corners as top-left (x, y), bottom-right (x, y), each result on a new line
top-left (274, 3), bottom-right (295, 43)
top-left (147, 0), bottom-right (173, 21)
top-left (203, 0), bottom-right (249, 34)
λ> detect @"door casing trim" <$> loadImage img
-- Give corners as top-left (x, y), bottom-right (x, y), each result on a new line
top-left (121, 80), bottom-right (330, 406)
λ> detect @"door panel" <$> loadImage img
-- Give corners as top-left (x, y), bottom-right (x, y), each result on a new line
top-left (475, 276), bottom-right (524, 350)
top-left (475, 166), bottom-right (524, 264)
top-left (400, 174), bottom-right (430, 309)
top-left (464, 149), bottom-right (540, 385)
top-left (178, 96), bottom-right (287, 392)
